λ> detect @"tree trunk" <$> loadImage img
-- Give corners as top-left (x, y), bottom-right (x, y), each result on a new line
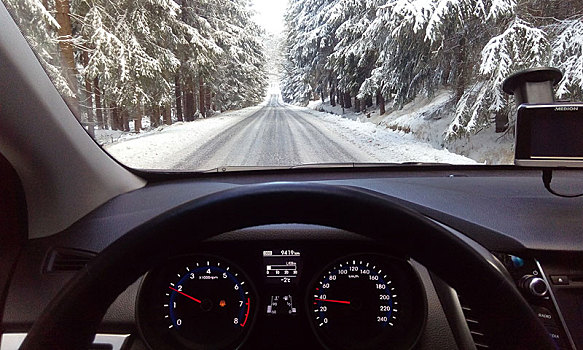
top-left (365, 95), bottom-right (373, 108)
top-left (122, 109), bottom-right (130, 132)
top-left (111, 104), bottom-right (121, 131)
top-left (198, 76), bottom-right (206, 118)
top-left (495, 112), bottom-right (509, 133)
top-left (343, 92), bottom-right (352, 109)
top-left (134, 107), bottom-right (142, 132)
top-left (55, 0), bottom-right (79, 117)
top-left (211, 91), bottom-right (216, 112)
top-left (455, 35), bottom-right (467, 102)
top-left (193, 82), bottom-right (199, 116)
top-left (205, 87), bottom-right (212, 115)
top-left (103, 101), bottom-right (110, 130)
top-left (163, 104), bottom-right (172, 125)
top-left (329, 80), bottom-right (336, 107)
top-left (338, 89), bottom-right (343, 108)
top-left (94, 77), bottom-right (104, 129)
top-left (377, 90), bottom-right (386, 115)
top-left (354, 97), bottom-right (361, 112)
top-left (81, 51), bottom-right (94, 125)
top-left (175, 75), bottom-right (183, 122)
top-left (184, 89), bottom-right (195, 121)
top-left (150, 105), bottom-right (160, 128)
top-left (111, 104), bottom-right (118, 130)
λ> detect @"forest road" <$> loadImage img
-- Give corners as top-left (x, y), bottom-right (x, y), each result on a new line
top-left (177, 94), bottom-right (374, 170)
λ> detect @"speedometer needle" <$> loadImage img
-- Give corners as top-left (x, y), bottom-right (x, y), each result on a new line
top-left (315, 298), bottom-right (351, 305)
top-left (169, 286), bottom-right (202, 303)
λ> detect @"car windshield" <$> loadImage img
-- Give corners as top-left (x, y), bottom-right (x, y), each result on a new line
top-left (3, 0), bottom-right (583, 171)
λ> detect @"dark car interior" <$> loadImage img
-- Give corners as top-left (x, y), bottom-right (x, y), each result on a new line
top-left (1, 1), bottom-right (583, 350)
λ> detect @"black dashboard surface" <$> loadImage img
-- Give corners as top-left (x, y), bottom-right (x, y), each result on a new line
top-left (3, 167), bottom-right (583, 349)
top-left (30, 168), bottom-right (583, 252)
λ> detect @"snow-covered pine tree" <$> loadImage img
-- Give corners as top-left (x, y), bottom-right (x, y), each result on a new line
top-left (281, 0), bottom-right (336, 105)
top-left (448, 16), bottom-right (550, 139)
top-left (205, 0), bottom-right (268, 112)
top-left (177, 0), bottom-right (266, 117)
top-left (3, 0), bottom-right (74, 102)
top-left (329, 0), bottom-right (378, 112)
top-left (79, 0), bottom-right (187, 129)
top-left (551, 17), bottom-right (583, 101)
top-left (359, 0), bottom-right (437, 109)
top-left (8, 0), bottom-right (267, 130)
top-left (169, 0), bottom-right (222, 121)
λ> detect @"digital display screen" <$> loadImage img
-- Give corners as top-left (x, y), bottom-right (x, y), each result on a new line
top-left (515, 104), bottom-right (583, 165)
top-left (263, 249), bottom-right (301, 284)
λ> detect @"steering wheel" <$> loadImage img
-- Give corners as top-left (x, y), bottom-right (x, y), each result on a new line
top-left (19, 183), bottom-right (554, 349)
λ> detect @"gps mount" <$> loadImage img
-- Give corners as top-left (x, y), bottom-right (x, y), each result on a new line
top-left (502, 67), bottom-right (563, 105)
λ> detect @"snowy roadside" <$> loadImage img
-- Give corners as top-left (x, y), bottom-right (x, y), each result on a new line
top-left (102, 105), bottom-right (264, 169)
top-left (307, 91), bottom-right (514, 165)
top-left (290, 105), bottom-right (476, 165)
top-left (101, 96), bottom-right (476, 171)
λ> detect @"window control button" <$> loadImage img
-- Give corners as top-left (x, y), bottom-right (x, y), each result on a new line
top-left (550, 275), bottom-right (569, 285)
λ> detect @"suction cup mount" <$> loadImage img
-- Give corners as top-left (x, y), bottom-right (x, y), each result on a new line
top-left (502, 67), bottom-right (563, 105)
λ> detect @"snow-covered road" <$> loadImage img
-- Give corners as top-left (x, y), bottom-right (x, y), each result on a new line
top-left (175, 95), bottom-right (371, 169)
top-left (105, 95), bottom-right (475, 170)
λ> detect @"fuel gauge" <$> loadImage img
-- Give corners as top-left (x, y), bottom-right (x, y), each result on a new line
top-left (266, 295), bottom-right (297, 315)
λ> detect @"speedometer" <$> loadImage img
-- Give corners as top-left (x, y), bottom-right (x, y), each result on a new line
top-left (313, 259), bottom-right (398, 328)
top-left (308, 254), bottom-right (426, 350)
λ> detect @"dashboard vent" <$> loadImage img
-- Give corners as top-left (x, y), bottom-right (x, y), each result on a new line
top-left (45, 248), bottom-right (96, 273)
top-left (457, 294), bottom-right (489, 349)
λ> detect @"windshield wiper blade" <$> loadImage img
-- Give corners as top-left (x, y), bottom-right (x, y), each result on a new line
top-left (292, 162), bottom-right (453, 168)
top-left (202, 162), bottom-right (452, 173)
top-left (203, 165), bottom-right (291, 173)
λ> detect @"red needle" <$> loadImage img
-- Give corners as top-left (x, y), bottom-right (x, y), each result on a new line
top-left (169, 286), bottom-right (202, 303)
top-left (315, 298), bottom-right (351, 305)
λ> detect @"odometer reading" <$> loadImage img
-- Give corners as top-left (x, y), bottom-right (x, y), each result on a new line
top-left (309, 255), bottom-right (424, 350)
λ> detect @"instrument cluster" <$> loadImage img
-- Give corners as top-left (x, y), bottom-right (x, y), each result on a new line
top-left (137, 241), bottom-right (427, 350)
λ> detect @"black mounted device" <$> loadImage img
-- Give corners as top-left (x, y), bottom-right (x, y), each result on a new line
top-left (503, 67), bottom-right (583, 167)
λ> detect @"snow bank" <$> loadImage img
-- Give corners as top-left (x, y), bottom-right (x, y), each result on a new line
top-left (309, 91), bottom-right (514, 165)
top-left (102, 106), bottom-right (263, 169)
top-left (102, 99), bottom-right (476, 171)
top-left (294, 105), bottom-right (476, 165)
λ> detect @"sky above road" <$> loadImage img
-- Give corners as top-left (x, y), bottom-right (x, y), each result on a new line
top-left (251, 0), bottom-right (288, 35)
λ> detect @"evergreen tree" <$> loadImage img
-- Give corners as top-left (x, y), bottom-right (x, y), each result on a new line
top-left (4, 0), bottom-right (74, 99)
top-left (551, 17), bottom-right (583, 101)
top-left (281, 0), bottom-right (583, 141)
top-left (4, 0), bottom-right (267, 130)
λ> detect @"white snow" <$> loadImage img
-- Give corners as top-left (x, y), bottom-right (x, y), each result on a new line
top-left (297, 104), bottom-right (476, 165)
top-left (101, 106), bottom-right (264, 169)
top-left (308, 90), bottom-right (513, 165)
top-left (102, 97), bottom-right (476, 170)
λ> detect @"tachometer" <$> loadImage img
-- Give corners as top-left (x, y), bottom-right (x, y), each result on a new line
top-left (138, 256), bottom-right (255, 350)
top-left (308, 255), bottom-right (426, 350)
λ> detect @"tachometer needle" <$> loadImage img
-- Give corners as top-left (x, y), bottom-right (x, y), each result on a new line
top-left (315, 298), bottom-right (351, 305)
top-left (169, 286), bottom-right (202, 303)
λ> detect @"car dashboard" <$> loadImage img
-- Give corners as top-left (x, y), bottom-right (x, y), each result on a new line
top-left (1, 168), bottom-right (583, 350)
